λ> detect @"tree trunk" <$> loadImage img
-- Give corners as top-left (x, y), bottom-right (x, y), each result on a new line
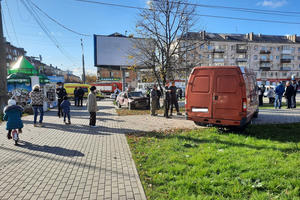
top-left (0, 2), bottom-right (8, 113)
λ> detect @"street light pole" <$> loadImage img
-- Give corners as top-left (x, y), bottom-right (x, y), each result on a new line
top-left (0, 0), bottom-right (8, 112)
top-left (81, 38), bottom-right (86, 84)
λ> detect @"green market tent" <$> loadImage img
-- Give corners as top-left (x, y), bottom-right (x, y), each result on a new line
top-left (7, 73), bottom-right (31, 83)
top-left (39, 74), bottom-right (50, 84)
top-left (7, 56), bottom-right (49, 84)
top-left (8, 56), bottom-right (38, 75)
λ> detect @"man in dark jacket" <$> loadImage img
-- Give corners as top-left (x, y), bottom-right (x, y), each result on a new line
top-left (56, 82), bottom-right (67, 117)
top-left (291, 79), bottom-right (298, 108)
top-left (285, 81), bottom-right (294, 109)
top-left (74, 87), bottom-right (78, 106)
top-left (150, 85), bottom-right (158, 116)
top-left (275, 82), bottom-right (285, 109)
top-left (77, 87), bottom-right (85, 107)
top-left (169, 82), bottom-right (181, 116)
top-left (163, 82), bottom-right (171, 118)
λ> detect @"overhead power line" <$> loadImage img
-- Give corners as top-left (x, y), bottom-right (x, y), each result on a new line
top-left (1, 6), bottom-right (12, 42)
top-left (29, 1), bottom-right (91, 37)
top-left (4, 0), bottom-right (20, 46)
top-left (20, 0), bottom-right (79, 66)
top-left (73, 0), bottom-right (300, 25)
top-left (152, 0), bottom-right (300, 17)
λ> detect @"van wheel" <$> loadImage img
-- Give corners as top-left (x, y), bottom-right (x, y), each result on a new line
top-left (194, 121), bottom-right (207, 127)
top-left (128, 103), bottom-right (135, 110)
top-left (253, 111), bottom-right (259, 118)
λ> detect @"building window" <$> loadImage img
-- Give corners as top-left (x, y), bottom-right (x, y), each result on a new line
top-left (254, 55), bottom-right (258, 60)
top-left (276, 56), bottom-right (280, 60)
top-left (291, 47), bottom-right (295, 52)
top-left (208, 54), bottom-right (211, 59)
top-left (254, 46), bottom-right (258, 50)
top-left (298, 47), bottom-right (300, 52)
top-left (261, 46), bottom-right (266, 50)
top-left (298, 56), bottom-right (300, 60)
top-left (260, 55), bottom-right (267, 60)
top-left (277, 47), bottom-right (280, 51)
top-left (207, 45), bottom-right (213, 50)
top-left (125, 72), bottom-right (130, 78)
top-left (199, 55), bottom-right (202, 59)
top-left (270, 55), bottom-right (273, 60)
top-left (200, 44), bottom-right (205, 50)
top-left (110, 72), bottom-right (114, 77)
top-left (291, 56), bottom-right (294, 60)
top-left (283, 45), bottom-right (290, 50)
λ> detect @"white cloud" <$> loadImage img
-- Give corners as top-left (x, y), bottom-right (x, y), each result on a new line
top-left (256, 0), bottom-right (287, 8)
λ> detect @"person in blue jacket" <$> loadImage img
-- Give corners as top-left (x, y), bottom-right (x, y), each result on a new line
top-left (3, 99), bottom-right (24, 139)
top-left (274, 82), bottom-right (285, 109)
top-left (60, 96), bottom-right (71, 124)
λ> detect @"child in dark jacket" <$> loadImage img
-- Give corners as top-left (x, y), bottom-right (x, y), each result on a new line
top-left (3, 99), bottom-right (24, 139)
top-left (60, 96), bottom-right (71, 124)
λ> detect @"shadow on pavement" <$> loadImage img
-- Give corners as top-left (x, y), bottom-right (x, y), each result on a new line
top-left (17, 141), bottom-right (85, 157)
top-left (22, 120), bottom-right (136, 135)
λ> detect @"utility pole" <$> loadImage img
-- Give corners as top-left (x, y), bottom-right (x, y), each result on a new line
top-left (81, 38), bottom-right (86, 84)
top-left (0, 0), bottom-right (8, 112)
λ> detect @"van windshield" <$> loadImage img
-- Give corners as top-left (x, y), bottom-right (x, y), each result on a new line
top-left (128, 92), bottom-right (144, 97)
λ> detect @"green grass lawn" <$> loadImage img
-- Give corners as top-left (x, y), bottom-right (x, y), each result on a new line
top-left (127, 124), bottom-right (300, 200)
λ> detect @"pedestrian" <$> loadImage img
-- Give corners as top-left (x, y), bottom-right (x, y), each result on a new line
top-left (77, 87), bottom-right (85, 107)
top-left (284, 81), bottom-right (294, 109)
top-left (163, 82), bottom-right (171, 118)
top-left (87, 86), bottom-right (98, 127)
top-left (150, 85), bottom-right (158, 116)
top-left (178, 88), bottom-right (183, 100)
top-left (157, 87), bottom-right (162, 109)
top-left (30, 84), bottom-right (46, 127)
top-left (74, 87), bottom-right (78, 106)
top-left (114, 87), bottom-right (121, 100)
top-left (274, 82), bottom-right (285, 109)
top-left (169, 82), bottom-right (181, 116)
top-left (56, 82), bottom-right (67, 117)
top-left (291, 79), bottom-right (298, 108)
top-left (3, 99), bottom-right (23, 140)
top-left (60, 96), bottom-right (71, 124)
top-left (267, 87), bottom-right (275, 104)
top-left (258, 85), bottom-right (265, 106)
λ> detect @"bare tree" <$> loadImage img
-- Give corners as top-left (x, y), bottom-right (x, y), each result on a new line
top-left (134, 0), bottom-right (200, 88)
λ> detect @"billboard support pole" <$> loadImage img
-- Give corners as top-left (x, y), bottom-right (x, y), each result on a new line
top-left (122, 67), bottom-right (126, 92)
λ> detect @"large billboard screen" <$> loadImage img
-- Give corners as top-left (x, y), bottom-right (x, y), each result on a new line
top-left (94, 35), bottom-right (146, 67)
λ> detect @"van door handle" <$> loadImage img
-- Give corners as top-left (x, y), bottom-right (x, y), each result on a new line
top-left (214, 96), bottom-right (218, 100)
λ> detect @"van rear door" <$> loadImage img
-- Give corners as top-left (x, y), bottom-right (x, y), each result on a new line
top-left (188, 69), bottom-right (213, 118)
top-left (212, 68), bottom-right (243, 120)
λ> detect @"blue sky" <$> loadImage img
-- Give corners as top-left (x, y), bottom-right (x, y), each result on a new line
top-left (2, 0), bottom-right (300, 76)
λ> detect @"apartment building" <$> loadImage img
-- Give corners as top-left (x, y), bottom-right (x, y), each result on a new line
top-left (180, 31), bottom-right (300, 85)
top-left (5, 40), bottom-right (26, 68)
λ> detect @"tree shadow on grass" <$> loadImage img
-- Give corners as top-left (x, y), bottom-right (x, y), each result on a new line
top-left (17, 141), bottom-right (85, 157)
top-left (128, 127), bottom-right (300, 153)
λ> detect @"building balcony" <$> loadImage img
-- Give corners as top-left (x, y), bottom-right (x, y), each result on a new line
top-left (259, 50), bottom-right (271, 54)
top-left (259, 67), bottom-right (271, 71)
top-left (282, 49), bottom-right (292, 54)
top-left (280, 67), bottom-right (292, 71)
top-left (213, 58), bottom-right (225, 63)
top-left (260, 60), bottom-right (271, 63)
top-left (236, 49), bottom-right (247, 53)
top-left (236, 58), bottom-right (248, 62)
top-left (280, 58), bottom-right (291, 63)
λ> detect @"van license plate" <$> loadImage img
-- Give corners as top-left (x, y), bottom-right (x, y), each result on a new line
top-left (192, 108), bottom-right (208, 113)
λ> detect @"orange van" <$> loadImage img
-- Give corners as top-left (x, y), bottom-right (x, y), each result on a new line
top-left (185, 66), bottom-right (259, 128)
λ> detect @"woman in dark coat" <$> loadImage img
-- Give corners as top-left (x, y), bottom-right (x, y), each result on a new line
top-left (284, 81), bottom-right (294, 109)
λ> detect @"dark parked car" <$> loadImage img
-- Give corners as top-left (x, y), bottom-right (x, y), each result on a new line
top-left (116, 91), bottom-right (150, 110)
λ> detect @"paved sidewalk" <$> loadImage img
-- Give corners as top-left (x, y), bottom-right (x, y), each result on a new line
top-left (0, 100), bottom-right (147, 200)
